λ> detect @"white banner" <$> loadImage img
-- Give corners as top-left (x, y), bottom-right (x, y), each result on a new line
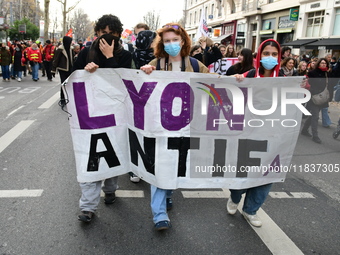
top-left (209, 58), bottom-right (239, 75)
top-left (65, 69), bottom-right (306, 189)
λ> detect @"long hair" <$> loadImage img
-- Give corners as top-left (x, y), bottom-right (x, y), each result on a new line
top-left (152, 23), bottom-right (191, 58)
top-left (232, 48), bottom-right (254, 73)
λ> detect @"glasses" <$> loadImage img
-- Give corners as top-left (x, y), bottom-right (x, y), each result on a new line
top-left (162, 25), bottom-right (180, 29)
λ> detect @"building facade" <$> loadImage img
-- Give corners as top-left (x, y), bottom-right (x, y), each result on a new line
top-left (184, 0), bottom-right (340, 58)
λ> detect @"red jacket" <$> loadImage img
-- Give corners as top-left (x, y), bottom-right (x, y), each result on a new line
top-left (27, 47), bottom-right (42, 63)
top-left (43, 44), bottom-right (55, 61)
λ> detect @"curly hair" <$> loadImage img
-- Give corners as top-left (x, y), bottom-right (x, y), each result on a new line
top-left (94, 14), bottom-right (123, 36)
top-left (152, 23), bottom-right (191, 58)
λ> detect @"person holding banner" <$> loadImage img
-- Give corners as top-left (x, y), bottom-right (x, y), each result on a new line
top-left (141, 23), bottom-right (209, 230)
top-left (72, 14), bottom-right (132, 223)
top-left (230, 39), bottom-right (284, 227)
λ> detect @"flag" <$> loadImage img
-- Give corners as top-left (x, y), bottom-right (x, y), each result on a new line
top-left (196, 8), bottom-right (209, 41)
top-left (65, 28), bottom-right (73, 37)
top-left (121, 29), bottom-right (132, 39)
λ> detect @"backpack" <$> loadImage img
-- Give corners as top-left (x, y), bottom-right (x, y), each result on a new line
top-left (156, 56), bottom-right (200, 72)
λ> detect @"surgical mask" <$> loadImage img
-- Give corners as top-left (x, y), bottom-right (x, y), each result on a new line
top-left (164, 41), bottom-right (181, 57)
top-left (32, 47), bottom-right (38, 50)
top-left (260, 56), bottom-right (278, 70)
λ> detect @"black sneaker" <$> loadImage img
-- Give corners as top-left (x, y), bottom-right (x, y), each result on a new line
top-left (312, 136), bottom-right (321, 144)
top-left (104, 193), bottom-right (116, 204)
top-left (154, 220), bottom-right (171, 231)
top-left (78, 211), bottom-right (94, 222)
top-left (301, 130), bottom-right (312, 137)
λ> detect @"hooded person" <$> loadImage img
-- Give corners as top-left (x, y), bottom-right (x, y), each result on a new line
top-left (132, 30), bottom-right (156, 69)
top-left (227, 39), bottom-right (283, 228)
top-left (241, 39), bottom-right (282, 78)
top-left (52, 36), bottom-right (75, 107)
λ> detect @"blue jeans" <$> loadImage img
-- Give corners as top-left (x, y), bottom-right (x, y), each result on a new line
top-left (31, 62), bottom-right (39, 80)
top-left (230, 183), bottom-right (272, 215)
top-left (321, 108), bottom-right (332, 127)
top-left (150, 186), bottom-right (173, 224)
top-left (13, 71), bottom-right (22, 79)
top-left (1, 65), bottom-right (10, 79)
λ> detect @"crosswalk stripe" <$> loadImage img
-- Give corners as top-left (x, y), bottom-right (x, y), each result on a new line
top-left (0, 120), bottom-right (35, 154)
top-left (38, 92), bottom-right (59, 109)
top-left (269, 192), bottom-right (315, 198)
top-left (100, 190), bottom-right (145, 198)
top-left (0, 189), bottom-right (43, 197)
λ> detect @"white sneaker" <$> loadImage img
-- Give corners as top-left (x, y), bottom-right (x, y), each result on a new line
top-left (242, 211), bottom-right (262, 227)
top-left (130, 175), bottom-right (140, 183)
top-left (17, 78), bottom-right (21, 82)
top-left (226, 197), bottom-right (238, 215)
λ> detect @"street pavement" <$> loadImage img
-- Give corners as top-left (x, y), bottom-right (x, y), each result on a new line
top-left (0, 73), bottom-right (339, 255)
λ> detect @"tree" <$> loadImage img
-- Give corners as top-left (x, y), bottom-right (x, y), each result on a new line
top-left (44, 0), bottom-right (50, 41)
top-left (8, 18), bottom-right (39, 41)
top-left (142, 10), bottom-right (160, 31)
top-left (69, 9), bottom-right (93, 41)
top-left (56, 0), bottom-right (82, 36)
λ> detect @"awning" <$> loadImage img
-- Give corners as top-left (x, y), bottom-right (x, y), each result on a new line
top-left (281, 38), bottom-right (318, 48)
top-left (304, 38), bottom-right (340, 50)
top-left (211, 34), bottom-right (233, 43)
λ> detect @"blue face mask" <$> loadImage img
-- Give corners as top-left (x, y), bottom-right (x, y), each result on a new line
top-left (260, 56), bottom-right (278, 70)
top-left (164, 41), bottom-right (181, 57)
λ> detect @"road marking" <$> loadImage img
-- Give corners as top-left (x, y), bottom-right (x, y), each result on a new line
top-left (0, 189), bottom-right (43, 198)
top-left (290, 192), bottom-right (315, 198)
top-left (7, 105), bottom-right (25, 117)
top-left (269, 192), bottom-right (315, 199)
top-left (100, 190), bottom-right (145, 198)
top-left (181, 190), bottom-right (230, 198)
top-left (38, 92), bottom-right (60, 109)
top-left (0, 120), bottom-right (35, 154)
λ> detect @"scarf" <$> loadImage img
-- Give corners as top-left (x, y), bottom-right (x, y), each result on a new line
top-left (87, 34), bottom-right (123, 66)
top-left (281, 65), bottom-right (294, 76)
top-left (132, 30), bottom-right (156, 69)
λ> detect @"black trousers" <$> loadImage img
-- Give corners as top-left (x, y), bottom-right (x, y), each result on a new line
top-left (43, 61), bottom-right (52, 80)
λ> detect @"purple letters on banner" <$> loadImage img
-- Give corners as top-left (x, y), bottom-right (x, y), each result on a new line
top-left (206, 86), bottom-right (248, 131)
top-left (160, 82), bottom-right (194, 131)
top-left (123, 79), bottom-right (157, 130)
top-left (73, 82), bottom-right (116, 129)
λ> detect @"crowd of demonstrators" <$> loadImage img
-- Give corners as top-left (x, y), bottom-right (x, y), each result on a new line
top-left (5, 13), bottom-right (336, 232)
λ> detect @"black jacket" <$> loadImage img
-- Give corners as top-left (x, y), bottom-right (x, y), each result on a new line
top-left (72, 45), bottom-right (132, 71)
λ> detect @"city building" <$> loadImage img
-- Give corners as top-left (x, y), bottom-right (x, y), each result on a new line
top-left (184, 0), bottom-right (340, 58)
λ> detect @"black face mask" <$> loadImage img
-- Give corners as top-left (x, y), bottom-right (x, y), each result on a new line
top-left (99, 34), bottom-right (120, 49)
top-left (193, 53), bottom-right (203, 62)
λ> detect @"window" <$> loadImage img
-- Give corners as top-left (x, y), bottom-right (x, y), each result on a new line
top-left (231, 0), bottom-right (236, 14)
top-left (252, 23), bottom-right (258, 31)
top-left (333, 8), bottom-right (340, 35)
top-left (211, 4), bottom-right (214, 16)
top-left (194, 11), bottom-right (197, 24)
top-left (306, 11), bottom-right (325, 37)
top-left (190, 13), bottom-right (192, 26)
top-left (217, 0), bottom-right (223, 17)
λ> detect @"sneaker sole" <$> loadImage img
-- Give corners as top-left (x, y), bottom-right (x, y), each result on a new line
top-left (104, 198), bottom-right (116, 204)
